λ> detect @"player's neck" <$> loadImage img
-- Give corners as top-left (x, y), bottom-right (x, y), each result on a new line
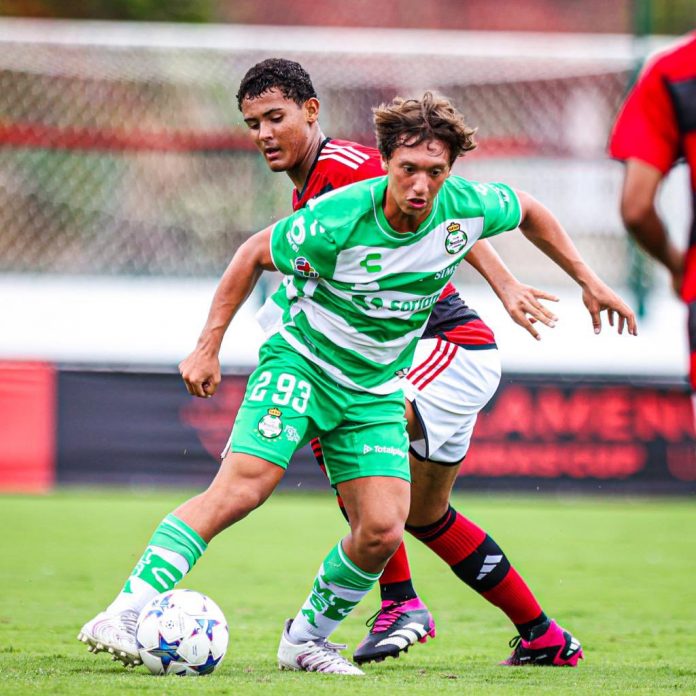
top-left (382, 191), bottom-right (432, 233)
top-left (386, 211), bottom-right (430, 233)
top-left (287, 128), bottom-right (326, 192)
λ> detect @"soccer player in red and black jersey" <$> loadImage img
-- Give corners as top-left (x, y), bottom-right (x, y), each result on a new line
top-left (609, 34), bottom-right (694, 400)
top-left (238, 58), bottom-right (583, 667)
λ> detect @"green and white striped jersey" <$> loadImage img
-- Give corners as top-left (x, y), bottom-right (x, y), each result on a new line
top-left (269, 175), bottom-right (521, 394)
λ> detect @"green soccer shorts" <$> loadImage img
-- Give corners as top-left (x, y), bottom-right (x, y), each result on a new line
top-left (225, 333), bottom-right (410, 485)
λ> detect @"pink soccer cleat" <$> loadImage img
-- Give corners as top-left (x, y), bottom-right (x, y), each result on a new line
top-left (502, 619), bottom-right (583, 667)
top-left (353, 597), bottom-right (436, 664)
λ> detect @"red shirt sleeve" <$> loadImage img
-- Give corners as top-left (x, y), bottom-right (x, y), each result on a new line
top-left (608, 56), bottom-right (680, 174)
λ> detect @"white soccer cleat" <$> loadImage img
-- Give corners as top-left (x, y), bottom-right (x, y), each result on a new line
top-left (77, 609), bottom-right (142, 667)
top-left (277, 619), bottom-right (364, 675)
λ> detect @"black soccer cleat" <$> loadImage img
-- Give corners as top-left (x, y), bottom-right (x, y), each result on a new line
top-left (353, 598), bottom-right (436, 665)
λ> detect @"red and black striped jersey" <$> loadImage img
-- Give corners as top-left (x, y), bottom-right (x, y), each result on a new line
top-left (292, 138), bottom-right (384, 211)
top-left (609, 33), bottom-right (696, 302)
top-left (292, 137), bottom-right (496, 349)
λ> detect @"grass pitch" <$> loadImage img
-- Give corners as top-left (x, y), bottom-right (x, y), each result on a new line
top-left (1, 490), bottom-right (695, 695)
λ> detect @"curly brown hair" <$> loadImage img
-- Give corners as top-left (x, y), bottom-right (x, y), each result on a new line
top-left (373, 92), bottom-right (477, 166)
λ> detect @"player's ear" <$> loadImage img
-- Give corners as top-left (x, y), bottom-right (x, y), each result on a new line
top-left (380, 156), bottom-right (388, 172)
top-left (304, 97), bottom-right (320, 124)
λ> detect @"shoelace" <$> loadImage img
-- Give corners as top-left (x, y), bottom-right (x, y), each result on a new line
top-left (365, 601), bottom-right (406, 634)
top-left (119, 610), bottom-right (139, 636)
top-left (504, 635), bottom-right (524, 665)
top-left (297, 640), bottom-right (355, 673)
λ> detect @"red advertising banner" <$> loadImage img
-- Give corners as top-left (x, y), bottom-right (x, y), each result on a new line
top-left (464, 378), bottom-right (696, 488)
top-left (0, 361), bottom-right (56, 492)
top-left (6, 366), bottom-right (685, 494)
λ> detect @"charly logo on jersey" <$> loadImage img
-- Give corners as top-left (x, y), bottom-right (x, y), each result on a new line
top-left (258, 407), bottom-right (283, 438)
top-left (445, 222), bottom-right (468, 255)
top-left (294, 256), bottom-right (319, 278)
top-left (359, 252), bottom-right (382, 274)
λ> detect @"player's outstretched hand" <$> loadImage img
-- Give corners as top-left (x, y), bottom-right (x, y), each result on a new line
top-left (499, 281), bottom-right (560, 341)
top-left (581, 281), bottom-right (638, 336)
top-left (179, 349), bottom-right (222, 398)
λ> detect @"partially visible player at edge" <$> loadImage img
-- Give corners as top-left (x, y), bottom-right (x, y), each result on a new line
top-left (239, 58), bottom-right (612, 666)
top-left (79, 89), bottom-right (635, 677)
top-left (608, 34), bottom-right (694, 406)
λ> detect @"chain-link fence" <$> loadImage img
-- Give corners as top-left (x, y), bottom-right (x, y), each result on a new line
top-left (0, 20), bottom-right (684, 288)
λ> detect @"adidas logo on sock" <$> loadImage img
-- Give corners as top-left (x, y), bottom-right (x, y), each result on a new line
top-left (476, 554), bottom-right (503, 581)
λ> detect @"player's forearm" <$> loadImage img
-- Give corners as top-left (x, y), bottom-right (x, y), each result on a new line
top-left (195, 228), bottom-right (275, 355)
top-left (622, 204), bottom-right (683, 274)
top-left (517, 191), bottom-right (599, 289)
top-left (619, 158), bottom-right (682, 273)
top-left (464, 239), bottom-right (518, 301)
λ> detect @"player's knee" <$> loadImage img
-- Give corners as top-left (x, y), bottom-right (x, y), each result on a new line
top-left (353, 522), bottom-right (403, 562)
top-left (406, 497), bottom-right (450, 528)
top-left (407, 471), bottom-right (457, 527)
top-left (202, 482), bottom-right (268, 527)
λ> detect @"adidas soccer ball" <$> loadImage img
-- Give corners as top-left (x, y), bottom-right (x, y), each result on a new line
top-left (136, 589), bottom-right (228, 676)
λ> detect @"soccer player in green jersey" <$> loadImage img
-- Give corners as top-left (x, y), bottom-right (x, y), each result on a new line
top-left (237, 58), bottom-right (587, 667)
top-left (79, 92), bottom-right (636, 675)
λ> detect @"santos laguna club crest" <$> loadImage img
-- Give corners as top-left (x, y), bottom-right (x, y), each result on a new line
top-left (258, 407), bottom-right (283, 438)
top-left (445, 222), bottom-right (468, 255)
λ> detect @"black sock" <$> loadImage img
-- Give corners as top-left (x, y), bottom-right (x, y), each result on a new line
top-left (380, 579), bottom-right (417, 603)
top-left (516, 613), bottom-right (549, 641)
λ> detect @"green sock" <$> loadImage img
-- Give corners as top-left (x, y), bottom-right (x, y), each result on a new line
top-left (288, 541), bottom-right (381, 642)
top-left (108, 514), bottom-right (207, 613)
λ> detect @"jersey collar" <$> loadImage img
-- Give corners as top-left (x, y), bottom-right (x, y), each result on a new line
top-left (293, 136), bottom-right (332, 205)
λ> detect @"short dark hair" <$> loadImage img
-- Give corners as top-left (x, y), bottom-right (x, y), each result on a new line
top-left (373, 92), bottom-right (477, 166)
top-left (236, 58), bottom-right (317, 110)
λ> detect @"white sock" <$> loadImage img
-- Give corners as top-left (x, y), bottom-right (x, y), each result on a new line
top-left (107, 545), bottom-right (189, 614)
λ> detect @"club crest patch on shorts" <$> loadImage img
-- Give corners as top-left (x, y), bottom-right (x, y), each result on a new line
top-left (445, 222), bottom-right (467, 255)
top-left (258, 407), bottom-right (283, 438)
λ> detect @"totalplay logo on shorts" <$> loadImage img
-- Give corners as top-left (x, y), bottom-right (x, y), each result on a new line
top-left (362, 444), bottom-right (407, 458)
